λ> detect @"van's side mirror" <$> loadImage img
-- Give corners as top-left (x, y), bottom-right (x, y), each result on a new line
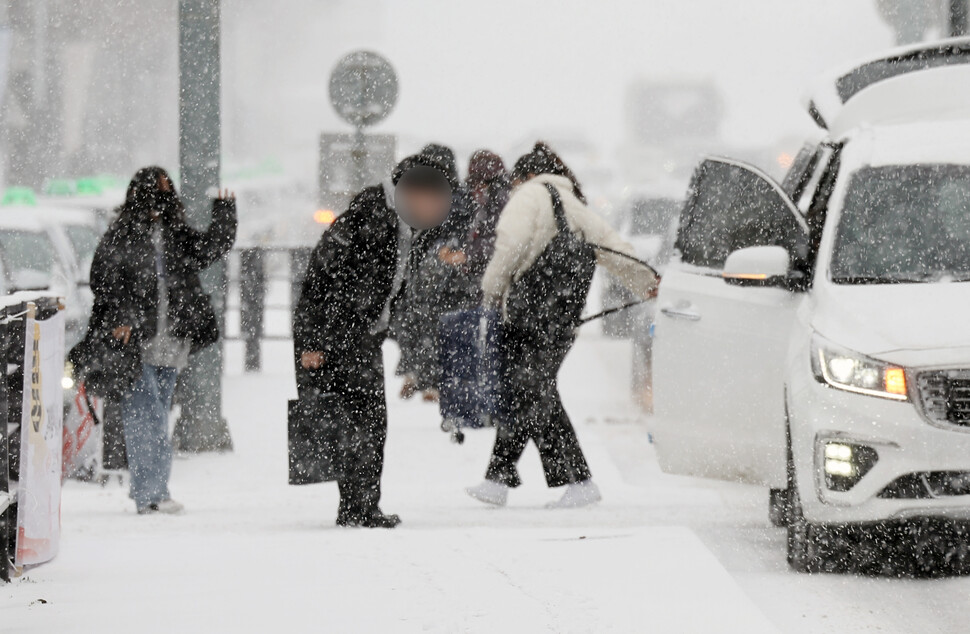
top-left (722, 246), bottom-right (793, 289)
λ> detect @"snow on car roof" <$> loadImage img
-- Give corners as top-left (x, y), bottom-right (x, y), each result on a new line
top-left (823, 65), bottom-right (970, 140)
top-left (32, 204), bottom-right (100, 226)
top-left (807, 38), bottom-right (970, 136)
top-left (0, 208), bottom-right (49, 231)
top-left (842, 118), bottom-right (970, 169)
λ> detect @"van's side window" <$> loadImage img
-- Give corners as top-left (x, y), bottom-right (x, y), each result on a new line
top-left (677, 160), bottom-right (807, 270)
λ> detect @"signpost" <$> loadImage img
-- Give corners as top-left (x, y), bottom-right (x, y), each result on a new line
top-left (320, 51), bottom-right (398, 210)
top-left (173, 0), bottom-right (232, 453)
top-left (950, 0), bottom-right (970, 36)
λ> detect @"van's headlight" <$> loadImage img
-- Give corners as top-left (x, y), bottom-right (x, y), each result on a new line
top-left (811, 337), bottom-right (908, 401)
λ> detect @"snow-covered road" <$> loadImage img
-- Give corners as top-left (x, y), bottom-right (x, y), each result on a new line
top-left (5, 336), bottom-right (970, 633)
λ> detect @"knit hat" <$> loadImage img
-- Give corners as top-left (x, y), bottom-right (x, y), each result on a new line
top-left (466, 150), bottom-right (505, 187)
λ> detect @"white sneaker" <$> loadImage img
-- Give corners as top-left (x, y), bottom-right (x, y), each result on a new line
top-left (466, 480), bottom-right (509, 506)
top-left (138, 499), bottom-right (185, 515)
top-left (547, 481), bottom-right (602, 509)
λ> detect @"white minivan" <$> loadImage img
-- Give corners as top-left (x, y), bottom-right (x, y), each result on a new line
top-left (652, 39), bottom-right (970, 572)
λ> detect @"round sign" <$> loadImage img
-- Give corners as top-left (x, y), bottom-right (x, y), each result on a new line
top-left (329, 51), bottom-right (399, 128)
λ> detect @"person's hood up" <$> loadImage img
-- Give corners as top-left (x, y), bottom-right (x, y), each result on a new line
top-left (466, 150), bottom-right (505, 187)
top-left (392, 153), bottom-right (460, 190)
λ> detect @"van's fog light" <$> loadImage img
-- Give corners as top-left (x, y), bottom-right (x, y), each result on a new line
top-left (821, 441), bottom-right (878, 492)
top-left (62, 361), bottom-right (75, 391)
top-left (825, 459), bottom-right (855, 477)
top-left (824, 443), bottom-right (852, 461)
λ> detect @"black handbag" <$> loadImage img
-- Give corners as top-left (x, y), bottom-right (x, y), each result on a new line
top-left (506, 184), bottom-right (596, 338)
top-left (68, 331), bottom-right (142, 400)
top-left (287, 393), bottom-right (349, 485)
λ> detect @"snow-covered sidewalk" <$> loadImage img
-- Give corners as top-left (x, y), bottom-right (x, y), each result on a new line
top-left (5, 336), bottom-right (970, 633)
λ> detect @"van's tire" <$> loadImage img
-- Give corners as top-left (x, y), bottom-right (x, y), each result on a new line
top-left (768, 488), bottom-right (789, 527)
top-left (786, 481), bottom-right (825, 573)
top-left (785, 421), bottom-right (828, 573)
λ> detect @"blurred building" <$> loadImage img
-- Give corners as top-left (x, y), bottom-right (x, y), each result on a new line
top-left (1, 1), bottom-right (179, 188)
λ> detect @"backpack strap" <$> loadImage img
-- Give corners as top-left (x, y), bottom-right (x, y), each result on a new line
top-left (543, 183), bottom-right (570, 233)
top-left (542, 181), bottom-right (661, 278)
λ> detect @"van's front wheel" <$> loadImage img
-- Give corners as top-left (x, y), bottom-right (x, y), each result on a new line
top-left (768, 488), bottom-right (789, 527)
top-left (786, 427), bottom-right (826, 573)
top-left (786, 482), bottom-right (825, 573)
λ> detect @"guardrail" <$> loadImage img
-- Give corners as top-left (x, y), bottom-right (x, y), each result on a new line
top-left (226, 247), bottom-right (311, 372)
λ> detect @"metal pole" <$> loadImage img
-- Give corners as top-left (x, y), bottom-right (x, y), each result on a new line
top-left (951, 0), bottom-right (969, 36)
top-left (0, 307), bottom-right (9, 583)
top-left (240, 248), bottom-right (265, 373)
top-left (173, 0), bottom-right (232, 453)
top-left (353, 125), bottom-right (367, 191)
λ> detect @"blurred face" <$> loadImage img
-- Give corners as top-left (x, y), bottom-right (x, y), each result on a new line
top-left (395, 166), bottom-right (453, 230)
top-left (149, 174), bottom-right (171, 220)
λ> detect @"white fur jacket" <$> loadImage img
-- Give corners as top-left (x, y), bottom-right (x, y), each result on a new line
top-left (481, 174), bottom-right (659, 308)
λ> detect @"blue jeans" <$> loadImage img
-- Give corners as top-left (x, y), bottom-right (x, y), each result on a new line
top-left (122, 364), bottom-right (179, 510)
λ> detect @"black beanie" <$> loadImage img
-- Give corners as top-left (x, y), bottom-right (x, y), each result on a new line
top-left (420, 143), bottom-right (459, 185)
top-left (392, 151), bottom-right (459, 190)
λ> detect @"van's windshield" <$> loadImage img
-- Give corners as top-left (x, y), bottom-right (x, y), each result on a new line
top-left (831, 164), bottom-right (970, 284)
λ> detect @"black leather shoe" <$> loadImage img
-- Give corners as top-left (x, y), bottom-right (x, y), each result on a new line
top-left (337, 510), bottom-right (401, 529)
top-left (361, 511), bottom-right (401, 529)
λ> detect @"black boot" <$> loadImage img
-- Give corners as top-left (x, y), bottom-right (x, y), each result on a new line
top-left (336, 480), bottom-right (401, 528)
top-left (337, 480), bottom-right (364, 527)
top-left (337, 509), bottom-right (401, 528)
top-left (358, 509), bottom-right (401, 529)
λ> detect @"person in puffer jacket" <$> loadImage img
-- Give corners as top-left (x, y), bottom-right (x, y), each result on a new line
top-left (466, 142), bottom-right (659, 509)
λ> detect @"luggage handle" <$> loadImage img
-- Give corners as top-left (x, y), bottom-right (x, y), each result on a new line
top-left (576, 246), bottom-right (659, 326)
top-left (579, 299), bottom-right (650, 326)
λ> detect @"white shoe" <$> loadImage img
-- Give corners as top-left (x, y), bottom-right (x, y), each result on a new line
top-left (138, 499), bottom-right (185, 515)
top-left (547, 481), bottom-right (602, 509)
top-left (466, 480), bottom-right (509, 506)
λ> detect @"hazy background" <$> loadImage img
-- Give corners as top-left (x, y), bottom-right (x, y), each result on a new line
top-left (227, 0), bottom-right (895, 170)
top-left (0, 0), bottom-right (921, 197)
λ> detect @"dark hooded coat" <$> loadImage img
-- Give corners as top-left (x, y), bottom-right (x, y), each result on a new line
top-left (72, 173), bottom-right (236, 396)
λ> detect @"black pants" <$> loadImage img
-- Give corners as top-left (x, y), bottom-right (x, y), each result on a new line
top-left (485, 327), bottom-right (592, 488)
top-left (298, 336), bottom-right (388, 518)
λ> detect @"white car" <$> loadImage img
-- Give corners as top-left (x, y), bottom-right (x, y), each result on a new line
top-left (0, 207), bottom-right (95, 347)
top-left (651, 39), bottom-right (970, 573)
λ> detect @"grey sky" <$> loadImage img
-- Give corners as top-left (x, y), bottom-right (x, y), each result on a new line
top-left (225, 0), bottom-right (895, 170)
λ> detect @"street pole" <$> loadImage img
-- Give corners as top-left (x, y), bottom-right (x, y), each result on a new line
top-left (353, 125), bottom-right (367, 191)
top-left (950, 0), bottom-right (969, 36)
top-left (173, 0), bottom-right (232, 453)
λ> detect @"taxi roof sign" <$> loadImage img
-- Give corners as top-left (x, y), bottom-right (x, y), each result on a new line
top-left (75, 178), bottom-right (104, 196)
top-left (44, 179), bottom-right (76, 196)
top-left (2, 187), bottom-right (37, 206)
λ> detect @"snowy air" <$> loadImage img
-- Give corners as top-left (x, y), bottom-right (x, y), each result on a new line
top-left (5, 1), bottom-right (970, 633)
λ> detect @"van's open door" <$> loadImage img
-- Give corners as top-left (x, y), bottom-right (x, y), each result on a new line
top-left (651, 158), bottom-right (807, 488)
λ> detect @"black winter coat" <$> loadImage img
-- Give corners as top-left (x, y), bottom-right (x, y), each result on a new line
top-left (87, 198), bottom-right (237, 354)
top-left (294, 185), bottom-right (439, 371)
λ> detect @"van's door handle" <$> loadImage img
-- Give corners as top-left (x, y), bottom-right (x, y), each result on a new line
top-left (660, 306), bottom-right (701, 321)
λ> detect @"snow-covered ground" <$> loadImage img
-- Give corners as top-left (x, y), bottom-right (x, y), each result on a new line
top-left (5, 335), bottom-right (970, 633)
